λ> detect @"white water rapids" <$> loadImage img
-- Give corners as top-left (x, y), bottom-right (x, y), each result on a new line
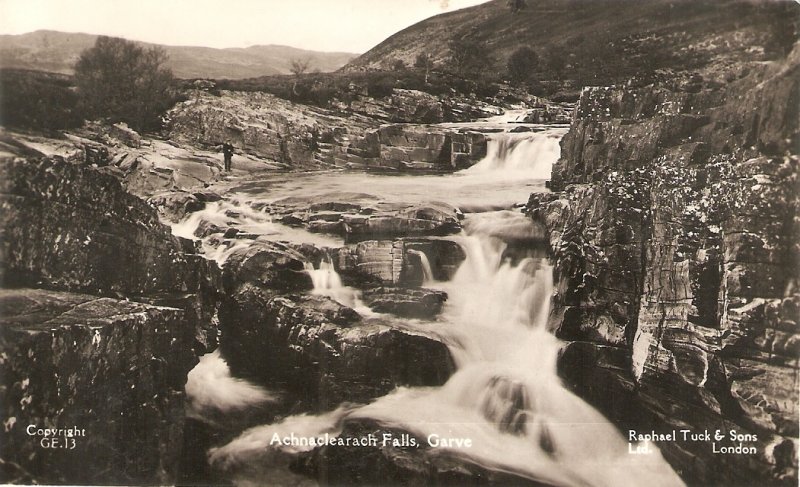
top-left (184, 126), bottom-right (683, 486)
top-left (465, 131), bottom-right (564, 178)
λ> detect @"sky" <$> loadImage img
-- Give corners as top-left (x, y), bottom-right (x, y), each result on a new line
top-left (0, 0), bottom-right (490, 53)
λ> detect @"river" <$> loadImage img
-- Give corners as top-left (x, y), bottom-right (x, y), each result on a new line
top-left (180, 123), bottom-right (684, 486)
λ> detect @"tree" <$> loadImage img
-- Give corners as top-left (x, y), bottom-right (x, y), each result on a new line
top-left (447, 37), bottom-right (490, 77)
top-left (414, 52), bottom-right (434, 83)
top-left (544, 46), bottom-right (567, 75)
top-left (391, 59), bottom-right (407, 71)
top-left (507, 46), bottom-right (539, 84)
top-left (74, 36), bottom-right (174, 131)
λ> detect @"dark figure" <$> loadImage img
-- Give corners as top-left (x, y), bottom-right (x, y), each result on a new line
top-left (221, 141), bottom-right (234, 171)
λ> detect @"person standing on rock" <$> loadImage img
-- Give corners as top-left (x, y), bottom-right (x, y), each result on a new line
top-left (221, 141), bottom-right (234, 171)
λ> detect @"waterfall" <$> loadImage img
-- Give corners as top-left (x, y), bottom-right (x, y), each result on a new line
top-left (463, 131), bottom-right (563, 178)
top-left (346, 216), bottom-right (682, 486)
top-left (204, 124), bottom-right (682, 485)
top-left (305, 257), bottom-right (374, 315)
top-left (306, 257), bottom-right (343, 291)
top-left (408, 249), bottom-right (435, 284)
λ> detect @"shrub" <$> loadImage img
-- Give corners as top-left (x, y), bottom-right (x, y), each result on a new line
top-left (507, 46), bottom-right (539, 84)
top-left (366, 73), bottom-right (397, 98)
top-left (0, 69), bottom-right (83, 131)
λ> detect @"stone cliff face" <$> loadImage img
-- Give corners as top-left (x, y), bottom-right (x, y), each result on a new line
top-left (0, 157), bottom-right (220, 484)
top-left (528, 48), bottom-right (799, 484)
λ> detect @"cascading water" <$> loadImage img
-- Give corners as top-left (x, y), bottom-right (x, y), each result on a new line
top-left (305, 257), bottom-right (343, 293)
top-left (464, 131), bottom-right (564, 178)
top-left (407, 249), bottom-right (435, 284)
top-left (343, 215), bottom-right (681, 486)
top-left (305, 257), bottom-right (374, 315)
top-left (185, 351), bottom-right (277, 422)
top-left (170, 199), bottom-right (343, 265)
top-left (196, 119), bottom-right (683, 486)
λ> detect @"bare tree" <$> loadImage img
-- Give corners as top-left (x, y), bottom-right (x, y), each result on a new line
top-left (289, 58), bottom-right (311, 96)
top-left (290, 58), bottom-right (311, 76)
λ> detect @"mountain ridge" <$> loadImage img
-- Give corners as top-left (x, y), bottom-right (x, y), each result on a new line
top-left (0, 30), bottom-right (358, 79)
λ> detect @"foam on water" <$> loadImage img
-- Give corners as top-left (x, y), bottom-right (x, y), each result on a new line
top-left (185, 351), bottom-right (277, 420)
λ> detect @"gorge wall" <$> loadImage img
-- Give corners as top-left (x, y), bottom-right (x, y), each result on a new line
top-left (527, 46), bottom-right (799, 485)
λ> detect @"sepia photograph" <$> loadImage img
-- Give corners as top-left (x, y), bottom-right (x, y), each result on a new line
top-left (0, 0), bottom-right (798, 485)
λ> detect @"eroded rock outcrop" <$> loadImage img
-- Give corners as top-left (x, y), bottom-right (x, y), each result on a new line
top-left (0, 158), bottom-right (220, 344)
top-left (331, 238), bottom-right (465, 286)
top-left (528, 48), bottom-right (799, 484)
top-left (270, 195), bottom-right (464, 243)
top-left (0, 289), bottom-right (195, 485)
top-left (216, 237), bottom-right (454, 408)
top-left (371, 124), bottom-right (486, 171)
top-left (166, 91), bottom-right (489, 172)
top-left (0, 157), bottom-right (222, 484)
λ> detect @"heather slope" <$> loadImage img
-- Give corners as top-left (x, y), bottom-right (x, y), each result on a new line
top-left (345, 0), bottom-right (797, 86)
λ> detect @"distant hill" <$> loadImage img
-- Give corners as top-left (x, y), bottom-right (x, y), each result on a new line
top-left (344, 0), bottom-right (798, 85)
top-left (0, 30), bottom-right (358, 79)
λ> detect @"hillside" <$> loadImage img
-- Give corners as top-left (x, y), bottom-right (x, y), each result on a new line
top-left (0, 30), bottom-right (357, 79)
top-left (345, 0), bottom-right (798, 86)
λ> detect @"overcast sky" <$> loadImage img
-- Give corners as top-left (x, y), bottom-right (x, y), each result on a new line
top-left (0, 0), bottom-right (490, 53)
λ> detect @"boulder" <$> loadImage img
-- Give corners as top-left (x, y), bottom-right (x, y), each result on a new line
top-left (194, 219), bottom-right (224, 238)
top-left (109, 122), bottom-right (142, 148)
top-left (361, 286), bottom-right (447, 319)
top-left (221, 242), bottom-right (313, 294)
top-left (218, 288), bottom-right (454, 408)
top-left (148, 191), bottom-right (205, 222)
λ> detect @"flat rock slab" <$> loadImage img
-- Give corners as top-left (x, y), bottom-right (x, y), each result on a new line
top-left (267, 194), bottom-right (463, 242)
